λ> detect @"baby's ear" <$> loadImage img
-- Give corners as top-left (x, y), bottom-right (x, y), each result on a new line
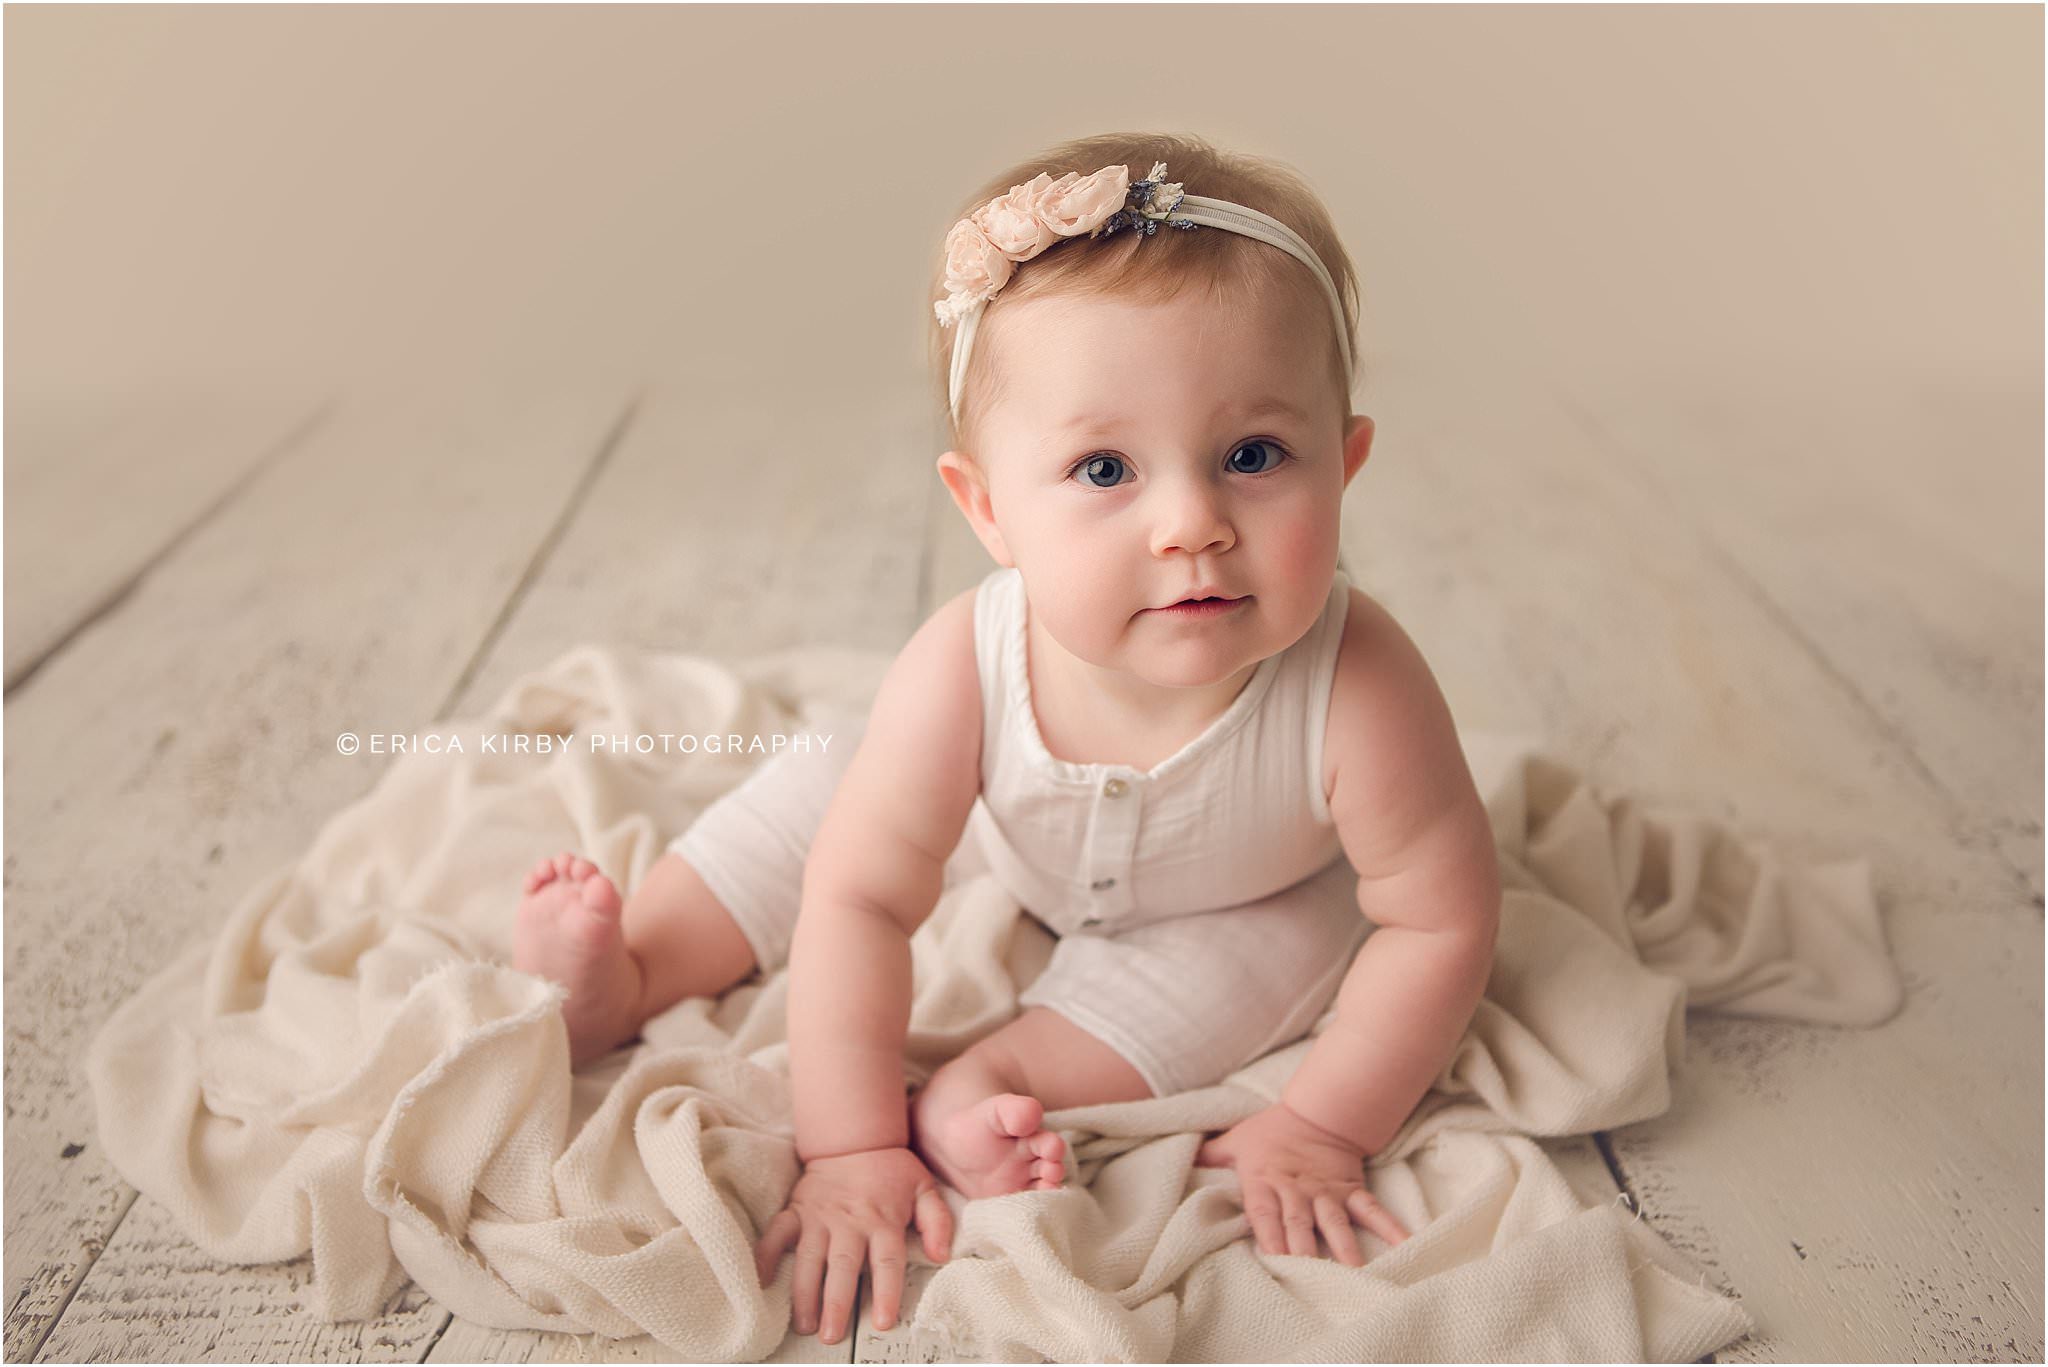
top-left (1340, 415), bottom-right (1375, 488)
top-left (935, 451), bottom-right (1014, 568)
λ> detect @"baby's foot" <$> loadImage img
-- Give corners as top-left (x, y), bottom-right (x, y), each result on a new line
top-left (910, 1090), bottom-right (1066, 1199)
top-left (511, 851), bottom-right (641, 1066)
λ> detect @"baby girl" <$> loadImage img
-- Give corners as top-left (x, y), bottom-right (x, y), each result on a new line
top-left (512, 132), bottom-right (1502, 1346)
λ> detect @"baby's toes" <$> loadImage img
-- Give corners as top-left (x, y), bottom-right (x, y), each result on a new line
top-left (549, 875), bottom-right (622, 951)
top-left (989, 1093), bottom-right (1044, 1139)
top-left (525, 856), bottom-right (562, 894)
top-left (1028, 1131), bottom-right (1064, 1163)
top-left (577, 872), bottom-right (623, 923)
top-left (1031, 1157), bottom-right (1064, 1187)
top-left (552, 850), bottom-right (579, 880)
top-left (570, 855), bottom-right (599, 881)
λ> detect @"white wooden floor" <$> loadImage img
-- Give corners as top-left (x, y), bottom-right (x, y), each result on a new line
top-left (4, 359), bottom-right (2040, 1362)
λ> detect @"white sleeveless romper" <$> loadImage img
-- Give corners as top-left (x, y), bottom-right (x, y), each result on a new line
top-left (670, 568), bottom-right (1374, 1098)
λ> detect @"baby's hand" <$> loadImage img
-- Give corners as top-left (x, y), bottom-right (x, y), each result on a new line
top-left (753, 1144), bottom-right (953, 1345)
top-left (1194, 1102), bottom-right (1411, 1265)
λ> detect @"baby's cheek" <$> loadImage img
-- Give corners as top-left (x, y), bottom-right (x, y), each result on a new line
top-left (1273, 510), bottom-right (1341, 587)
top-left (1081, 573), bottom-right (1137, 654)
top-left (1030, 561), bottom-right (1123, 660)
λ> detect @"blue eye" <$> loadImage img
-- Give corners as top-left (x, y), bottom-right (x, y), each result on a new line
top-left (1228, 440), bottom-right (1288, 474)
top-left (1065, 440), bottom-right (1290, 488)
top-left (1073, 454), bottom-right (1128, 488)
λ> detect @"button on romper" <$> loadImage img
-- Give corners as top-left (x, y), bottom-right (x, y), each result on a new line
top-left (669, 567), bottom-right (1374, 1098)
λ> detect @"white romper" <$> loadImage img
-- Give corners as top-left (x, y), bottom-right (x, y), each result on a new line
top-left (670, 567), bottom-right (1374, 1098)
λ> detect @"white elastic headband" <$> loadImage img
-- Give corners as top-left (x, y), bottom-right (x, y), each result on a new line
top-left (935, 163), bottom-right (1352, 427)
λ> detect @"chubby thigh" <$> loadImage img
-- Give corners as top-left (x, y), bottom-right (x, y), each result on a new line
top-left (1017, 857), bottom-right (1372, 1099)
top-left (667, 712), bottom-right (992, 971)
top-left (665, 718), bottom-right (858, 971)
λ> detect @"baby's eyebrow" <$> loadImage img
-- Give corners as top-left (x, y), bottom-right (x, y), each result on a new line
top-left (1051, 398), bottom-right (1311, 437)
top-left (1222, 398), bottom-right (1314, 425)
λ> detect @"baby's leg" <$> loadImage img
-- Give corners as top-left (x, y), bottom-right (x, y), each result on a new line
top-left (908, 860), bottom-right (1371, 1195)
top-left (515, 722), bottom-right (860, 1066)
top-left (907, 1006), bottom-right (1152, 1199)
top-left (622, 851), bottom-right (760, 1011)
top-left (513, 849), bottom-right (758, 1067)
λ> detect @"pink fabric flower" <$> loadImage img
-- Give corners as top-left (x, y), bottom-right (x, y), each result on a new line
top-left (936, 217), bottom-right (1013, 325)
top-left (933, 161), bottom-right (1146, 325)
top-left (972, 172), bottom-right (1061, 260)
top-left (1039, 165), bottom-right (1132, 238)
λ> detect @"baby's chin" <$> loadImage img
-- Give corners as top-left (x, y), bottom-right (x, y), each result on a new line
top-left (1113, 641), bottom-right (1267, 691)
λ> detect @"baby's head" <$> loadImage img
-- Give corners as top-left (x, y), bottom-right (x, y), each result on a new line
top-left (930, 132), bottom-right (1375, 693)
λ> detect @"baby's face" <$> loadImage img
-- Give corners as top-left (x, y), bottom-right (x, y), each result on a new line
top-left (942, 285), bottom-right (1372, 691)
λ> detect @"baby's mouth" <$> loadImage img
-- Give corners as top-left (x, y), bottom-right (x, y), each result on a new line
top-left (1151, 594), bottom-right (1251, 613)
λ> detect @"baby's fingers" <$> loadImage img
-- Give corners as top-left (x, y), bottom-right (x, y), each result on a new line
top-left (1316, 1193), bottom-right (1365, 1267)
top-left (868, 1227), bottom-right (907, 1331)
top-left (791, 1223), bottom-right (828, 1336)
top-left (1279, 1186), bottom-right (1319, 1258)
top-left (915, 1186), bottom-right (954, 1263)
top-left (1243, 1180), bottom-right (1288, 1257)
top-left (1347, 1186), bottom-right (1411, 1246)
top-left (754, 1208), bottom-right (799, 1287)
top-left (818, 1229), bottom-right (865, 1345)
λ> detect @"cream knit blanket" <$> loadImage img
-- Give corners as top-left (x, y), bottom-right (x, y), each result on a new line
top-left (87, 643), bottom-right (1904, 1361)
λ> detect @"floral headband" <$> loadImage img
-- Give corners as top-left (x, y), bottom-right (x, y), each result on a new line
top-left (934, 161), bottom-right (1353, 425)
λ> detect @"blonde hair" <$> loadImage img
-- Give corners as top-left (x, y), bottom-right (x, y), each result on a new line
top-left (928, 131), bottom-right (1363, 457)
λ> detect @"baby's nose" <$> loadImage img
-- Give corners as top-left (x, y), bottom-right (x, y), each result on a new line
top-left (1149, 489), bottom-right (1234, 557)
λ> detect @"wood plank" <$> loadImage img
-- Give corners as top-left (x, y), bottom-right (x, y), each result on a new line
top-left (1341, 353), bottom-right (2038, 1359)
top-left (428, 1318), bottom-right (851, 1364)
top-left (449, 375), bottom-right (934, 713)
top-left (1348, 353), bottom-right (2019, 913)
top-left (1550, 363), bottom-right (2042, 896)
top-left (1610, 905), bottom-right (2043, 1362)
top-left (852, 1260), bottom-right (1017, 1365)
top-left (5, 382), bottom-right (633, 1361)
top-left (3, 392), bottom-right (330, 690)
top-left (37, 1197), bottom-right (442, 1364)
top-left (1538, 357), bottom-right (2044, 1358)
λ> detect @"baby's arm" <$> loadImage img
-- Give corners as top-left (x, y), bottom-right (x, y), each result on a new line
top-left (1281, 588), bottom-right (1502, 1155)
top-left (785, 587), bottom-right (984, 1160)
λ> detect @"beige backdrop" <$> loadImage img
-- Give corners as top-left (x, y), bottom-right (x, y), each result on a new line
top-left (6, 4), bottom-right (2039, 412)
